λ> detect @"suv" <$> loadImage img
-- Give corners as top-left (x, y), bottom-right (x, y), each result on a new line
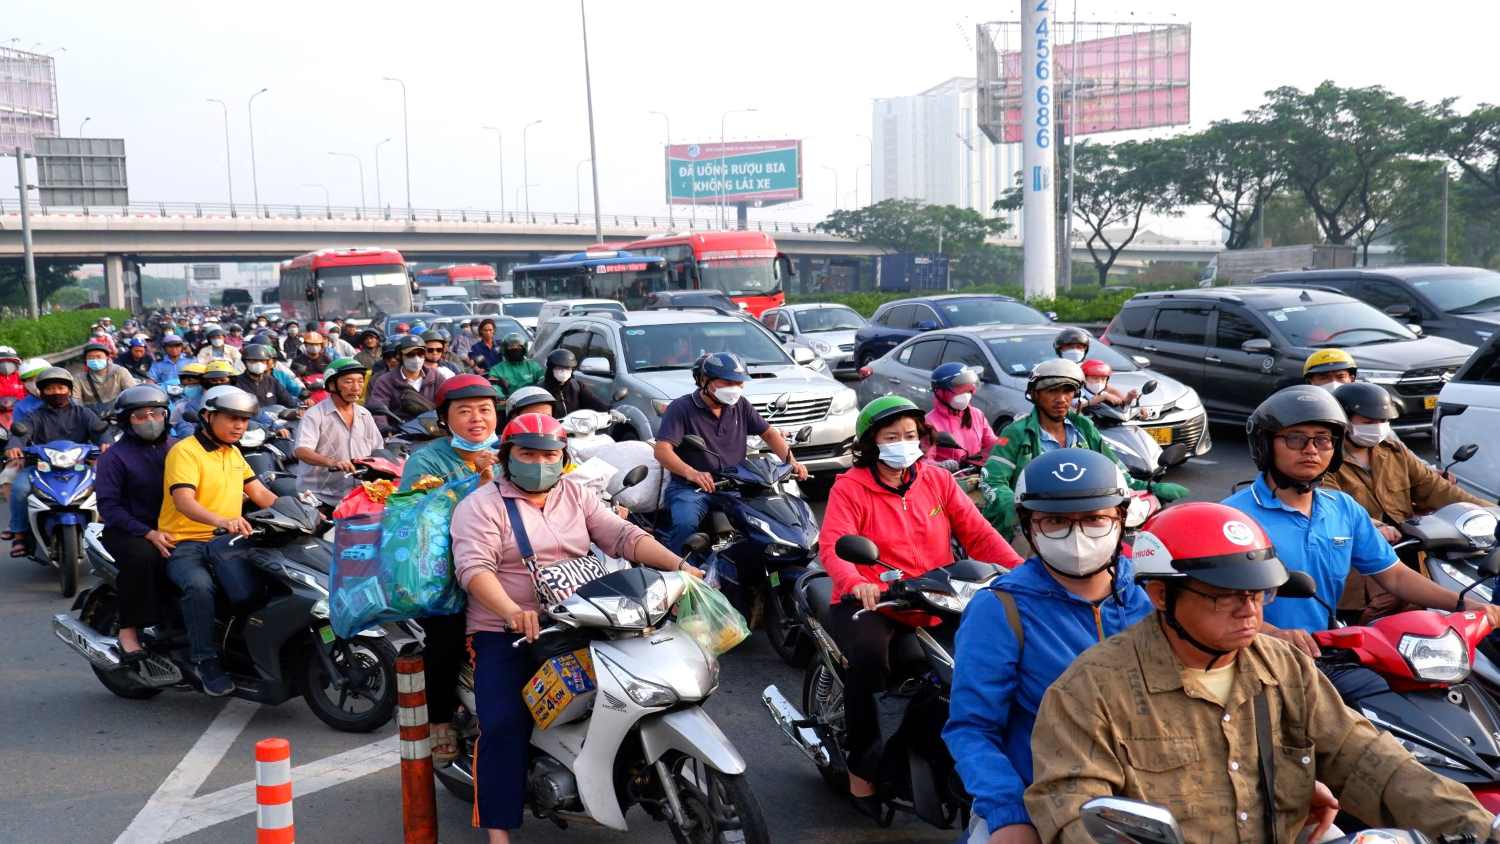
top-left (641, 290), bottom-right (741, 315)
top-left (852, 294), bottom-right (1051, 367)
top-left (532, 311), bottom-right (858, 474)
top-left (1253, 266), bottom-right (1500, 347)
top-left (1436, 334), bottom-right (1500, 498)
top-left (1100, 286), bottom-right (1476, 433)
top-left (533, 299), bottom-right (628, 349)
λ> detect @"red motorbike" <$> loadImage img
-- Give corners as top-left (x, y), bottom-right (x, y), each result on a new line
top-left (302, 372), bottom-right (329, 406)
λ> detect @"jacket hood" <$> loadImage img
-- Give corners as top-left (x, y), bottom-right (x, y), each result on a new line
top-left (995, 554), bottom-right (1137, 602)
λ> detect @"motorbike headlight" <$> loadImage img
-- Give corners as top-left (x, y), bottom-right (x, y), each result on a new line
top-left (950, 579), bottom-right (988, 609)
top-left (1397, 629), bottom-right (1469, 682)
top-left (596, 652), bottom-right (678, 708)
top-left (67, 483), bottom-right (94, 506)
top-left (830, 388), bottom-right (857, 415)
top-left (590, 596), bottom-right (648, 629)
top-left (44, 447), bottom-right (85, 469)
top-left (643, 577), bottom-right (672, 625)
top-left (1360, 369), bottom-right (1403, 385)
top-left (1458, 511), bottom-right (1498, 546)
top-left (240, 427), bottom-right (266, 448)
top-left (311, 599), bottom-right (330, 619)
top-left (921, 590), bottom-right (965, 613)
top-left (279, 562), bottom-right (329, 597)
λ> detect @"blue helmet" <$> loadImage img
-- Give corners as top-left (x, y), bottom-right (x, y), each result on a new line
top-left (931, 362), bottom-right (979, 390)
top-left (1013, 448), bottom-right (1130, 515)
top-left (694, 352), bottom-right (749, 385)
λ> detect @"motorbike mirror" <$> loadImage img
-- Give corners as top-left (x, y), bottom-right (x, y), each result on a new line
top-left (1157, 443), bottom-right (1190, 469)
top-left (612, 386), bottom-right (630, 402)
top-left (620, 464), bottom-right (649, 490)
top-left (1081, 798), bottom-right (1185, 844)
top-left (1277, 571), bottom-right (1318, 600)
top-left (680, 434), bottom-right (709, 453)
top-left (795, 425), bottom-right (813, 444)
top-left (682, 533), bottom-right (710, 555)
top-left (1454, 443), bottom-right (1480, 464)
top-left (835, 535), bottom-right (881, 567)
top-left (706, 511), bottom-right (734, 538)
top-left (1140, 379), bottom-right (1159, 396)
top-left (934, 431), bottom-right (962, 450)
top-left (1481, 549), bottom-right (1500, 579)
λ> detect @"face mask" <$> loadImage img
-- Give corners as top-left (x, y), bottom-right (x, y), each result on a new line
top-left (946, 391), bottom-right (972, 411)
top-left (552, 368), bottom-right (573, 384)
top-left (508, 455), bottom-right (564, 492)
top-left (1086, 379), bottom-right (1108, 394)
top-left (0, 362), bottom-right (16, 376)
top-left (288, 327), bottom-right (300, 335)
top-left (1317, 381), bottom-right (1342, 394)
top-left (1348, 421), bottom-right (1390, 447)
top-left (1033, 524), bottom-right (1120, 577)
top-left (44, 394), bottom-right (70, 409)
top-left (505, 348), bottom-right (525, 362)
top-left (450, 432), bottom-right (499, 453)
top-left (86, 358), bottom-right (107, 372)
top-left (246, 362), bottom-right (267, 375)
top-left (712, 386), bottom-right (743, 406)
top-left (211, 337), bottom-right (224, 347)
top-left (131, 419), bottom-right (166, 441)
top-left (305, 347), bottom-right (325, 358)
top-left (1060, 348), bottom-right (1085, 363)
top-left (402, 355), bottom-right (424, 373)
top-left (877, 439), bottom-right (923, 469)
top-left (184, 385), bottom-right (203, 401)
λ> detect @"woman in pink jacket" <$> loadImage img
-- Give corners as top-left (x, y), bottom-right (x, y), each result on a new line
top-left (924, 362), bottom-right (999, 469)
top-left (818, 395), bottom-right (1021, 818)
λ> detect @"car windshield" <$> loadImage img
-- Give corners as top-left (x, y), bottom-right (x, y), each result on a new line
top-left (503, 301), bottom-right (543, 318)
top-left (1261, 302), bottom-right (1417, 346)
top-left (1409, 270), bottom-right (1500, 314)
top-left (473, 301), bottom-right (502, 314)
top-left (492, 317), bottom-right (525, 336)
top-left (428, 301), bottom-right (471, 316)
top-left (937, 298), bottom-right (1050, 327)
top-left (986, 335), bottom-right (1139, 378)
top-left (623, 322), bottom-right (791, 372)
top-left (794, 307), bottom-right (864, 333)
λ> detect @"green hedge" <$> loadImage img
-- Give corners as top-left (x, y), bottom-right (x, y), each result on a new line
top-left (0, 308), bottom-right (131, 359)
top-left (786, 286), bottom-right (1137, 323)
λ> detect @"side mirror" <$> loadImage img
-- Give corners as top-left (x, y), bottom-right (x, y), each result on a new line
top-left (578, 356), bottom-right (612, 376)
top-left (611, 386), bottom-right (630, 402)
top-left (1407, 323), bottom-right (1424, 337)
top-left (1383, 303), bottom-right (1413, 319)
top-left (791, 346), bottom-right (816, 365)
top-left (1481, 549), bottom-right (1500, 578)
top-left (620, 464), bottom-right (649, 489)
top-left (835, 535), bottom-right (880, 567)
top-left (934, 431), bottom-right (962, 450)
top-left (680, 434), bottom-right (709, 453)
top-left (1454, 443), bottom-right (1480, 464)
top-left (1240, 338), bottom-right (1273, 354)
top-left (1131, 355), bottom-right (1152, 369)
top-left (1081, 798), bottom-right (1185, 844)
top-left (1140, 379), bottom-right (1159, 396)
top-left (915, 320), bottom-right (940, 332)
top-left (1158, 443), bottom-right (1190, 468)
top-left (1045, 311), bottom-right (1058, 322)
top-left (9, 420), bottom-right (29, 439)
top-left (305, 284), bottom-right (317, 302)
top-left (1279, 571), bottom-right (1318, 599)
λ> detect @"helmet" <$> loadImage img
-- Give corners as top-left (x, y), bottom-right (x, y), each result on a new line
top-left (83, 342), bottom-right (111, 356)
top-left (420, 329), bottom-right (445, 345)
top-left (0, 345), bottom-right (18, 363)
top-left (324, 357), bottom-right (368, 384)
top-left (1302, 348), bottom-right (1357, 379)
top-left (501, 412), bottom-right (568, 450)
top-left (1246, 385), bottom-right (1348, 476)
top-left (116, 384), bottom-right (170, 416)
top-left (357, 327), bottom-right (384, 345)
top-left (241, 344), bottom-right (274, 362)
top-left (501, 332), bottom-right (528, 351)
top-left (1014, 448), bottom-right (1130, 515)
top-left (301, 331), bottom-right (325, 345)
top-left (124, 337), bottom-right (146, 349)
top-left (435, 328), bottom-right (452, 342)
top-left (931, 362), bottom-right (979, 390)
top-left (382, 337), bottom-right (403, 357)
top-left (507, 385), bottom-right (556, 414)
top-left (36, 367), bottom-right (75, 392)
top-left (1026, 358), bottom-right (1085, 401)
top-left (409, 322), bottom-right (428, 335)
top-left (394, 333), bottom-right (424, 355)
top-left (205, 325), bottom-right (225, 339)
top-left (1053, 326), bottom-right (1091, 355)
top-left (1081, 359), bottom-right (1113, 380)
top-left (546, 348), bottom-right (578, 370)
top-left (201, 385), bottom-right (259, 418)
top-left (1133, 502), bottom-right (1288, 592)
top-left (203, 359), bottom-right (237, 377)
top-left (855, 395), bottom-right (923, 439)
top-left (695, 351), bottom-right (749, 384)
top-left (1334, 381), bottom-right (1401, 421)
top-left (435, 374), bottom-right (498, 410)
top-left (19, 357), bottom-right (49, 380)
top-left (179, 361), bottom-right (207, 379)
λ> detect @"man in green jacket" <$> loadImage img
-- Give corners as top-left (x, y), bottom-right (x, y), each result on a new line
top-left (485, 332), bottom-right (543, 399)
top-left (981, 359), bottom-right (1188, 536)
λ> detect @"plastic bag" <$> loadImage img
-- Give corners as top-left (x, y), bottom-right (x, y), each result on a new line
top-left (331, 479), bottom-right (397, 520)
top-left (674, 574), bottom-right (750, 656)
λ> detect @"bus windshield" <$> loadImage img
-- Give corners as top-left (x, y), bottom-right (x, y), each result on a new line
top-left (316, 264), bottom-right (412, 320)
top-left (699, 257), bottom-right (778, 296)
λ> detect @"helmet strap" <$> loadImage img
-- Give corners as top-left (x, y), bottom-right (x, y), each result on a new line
top-left (1266, 465), bottom-right (1319, 496)
top-left (1162, 586), bottom-right (1231, 670)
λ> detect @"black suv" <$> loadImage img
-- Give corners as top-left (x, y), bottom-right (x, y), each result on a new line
top-left (1100, 285), bottom-right (1476, 433)
top-left (1252, 266), bottom-right (1500, 347)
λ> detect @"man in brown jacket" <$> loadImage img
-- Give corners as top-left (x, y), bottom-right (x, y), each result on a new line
top-left (1324, 382), bottom-right (1489, 620)
top-left (1024, 501), bottom-right (1491, 844)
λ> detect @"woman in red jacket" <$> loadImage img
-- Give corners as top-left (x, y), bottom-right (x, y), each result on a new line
top-left (818, 395), bottom-right (1021, 817)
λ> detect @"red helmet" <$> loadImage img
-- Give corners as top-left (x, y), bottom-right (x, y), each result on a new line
top-left (1081, 359), bottom-right (1112, 379)
top-left (501, 412), bottom-right (567, 450)
top-left (435, 374), bottom-right (497, 407)
top-left (1133, 502), bottom-right (1288, 591)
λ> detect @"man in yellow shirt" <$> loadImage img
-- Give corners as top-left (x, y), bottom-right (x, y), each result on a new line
top-left (160, 385), bottom-right (278, 696)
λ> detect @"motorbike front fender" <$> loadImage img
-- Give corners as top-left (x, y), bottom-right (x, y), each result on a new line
top-left (638, 706), bottom-right (747, 776)
top-left (54, 511), bottom-right (84, 526)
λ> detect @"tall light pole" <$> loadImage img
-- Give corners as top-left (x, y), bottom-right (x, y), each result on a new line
top-left (521, 119), bottom-right (542, 219)
top-left (719, 108), bottom-right (757, 228)
top-left (302, 183), bottom-right (330, 216)
top-left (381, 77), bottom-right (412, 219)
top-left (579, 0), bottom-right (604, 243)
top-left (207, 99), bottom-right (235, 213)
top-left (856, 133), bottom-right (872, 207)
top-left (821, 166), bottom-right (840, 212)
top-left (649, 111), bottom-right (675, 227)
top-left (482, 125), bottom-right (505, 216)
top-left (77, 116), bottom-right (91, 137)
top-left (328, 151), bottom-right (366, 211)
top-left (247, 87), bottom-right (269, 213)
top-left (374, 137), bottom-right (391, 214)
top-left (515, 184), bottom-right (538, 213)
top-left (575, 158), bottom-right (593, 219)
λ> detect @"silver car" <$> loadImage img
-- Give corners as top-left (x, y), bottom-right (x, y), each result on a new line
top-left (532, 311), bottom-right (859, 474)
top-left (761, 303), bottom-right (867, 379)
top-left (854, 325), bottom-right (1212, 455)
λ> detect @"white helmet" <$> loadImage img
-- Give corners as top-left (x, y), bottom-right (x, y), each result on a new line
top-left (201, 385), bottom-right (260, 418)
top-left (1026, 358), bottom-right (1085, 400)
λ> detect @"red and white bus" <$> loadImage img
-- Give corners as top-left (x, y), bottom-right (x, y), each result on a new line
top-left (278, 247), bottom-right (415, 326)
top-left (414, 264), bottom-right (503, 298)
top-left (620, 230), bottom-right (793, 316)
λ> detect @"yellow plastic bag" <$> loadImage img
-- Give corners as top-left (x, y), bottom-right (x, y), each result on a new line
top-left (674, 574), bottom-right (750, 656)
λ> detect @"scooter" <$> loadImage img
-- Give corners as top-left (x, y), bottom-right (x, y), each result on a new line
top-left (1086, 379), bottom-right (1167, 481)
top-left (1124, 443), bottom-right (1193, 529)
top-left (240, 421), bottom-right (300, 496)
top-left (433, 566), bottom-right (770, 843)
top-left (1077, 796), bottom-right (1500, 844)
top-left (20, 438), bottom-right (101, 598)
top-left (762, 535), bottom-right (1003, 830)
top-left (52, 495), bottom-right (410, 732)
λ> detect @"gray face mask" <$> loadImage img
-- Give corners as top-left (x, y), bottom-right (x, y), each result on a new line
top-left (507, 455), bottom-right (564, 492)
top-left (130, 418), bottom-right (166, 441)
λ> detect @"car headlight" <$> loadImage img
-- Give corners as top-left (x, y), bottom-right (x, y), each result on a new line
top-left (44, 446), bottom-right (85, 469)
top-left (1173, 390), bottom-right (1201, 411)
top-left (1397, 629), bottom-right (1469, 682)
top-left (1360, 369), bottom-right (1403, 385)
top-left (1457, 511), bottom-right (1498, 546)
top-left (830, 388), bottom-right (857, 415)
top-left (921, 590), bottom-right (965, 613)
top-left (597, 652), bottom-right (678, 708)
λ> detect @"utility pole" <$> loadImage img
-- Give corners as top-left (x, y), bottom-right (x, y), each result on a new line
top-left (522, 120), bottom-right (542, 218)
top-left (382, 77), bottom-right (413, 220)
top-left (580, 0), bottom-right (604, 243)
top-left (649, 111), bottom-right (674, 227)
top-left (207, 99), bottom-right (235, 215)
top-left (1440, 164), bottom-right (1450, 264)
top-left (482, 125), bottom-right (505, 216)
top-left (374, 137), bottom-right (391, 214)
top-left (1060, 0), bottom-right (1081, 292)
top-left (329, 152), bottom-right (367, 211)
top-left (14, 148), bottom-right (39, 319)
top-left (248, 87), bottom-right (269, 214)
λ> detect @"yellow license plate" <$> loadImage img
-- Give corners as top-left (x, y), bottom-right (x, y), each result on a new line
top-left (1424, 395), bottom-right (1438, 410)
top-left (1148, 427), bottom-right (1173, 445)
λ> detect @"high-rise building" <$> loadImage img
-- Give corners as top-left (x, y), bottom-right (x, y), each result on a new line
top-left (872, 77), bottom-right (1022, 232)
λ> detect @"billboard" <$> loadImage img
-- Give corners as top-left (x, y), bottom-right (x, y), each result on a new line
top-left (977, 22), bottom-right (1190, 145)
top-left (0, 47), bottom-right (60, 154)
top-left (35, 137), bottom-right (129, 206)
top-left (666, 140), bottom-right (802, 207)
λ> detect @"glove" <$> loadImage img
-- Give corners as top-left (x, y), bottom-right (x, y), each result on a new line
top-left (609, 409), bottom-right (628, 424)
top-left (1151, 482), bottom-right (1189, 503)
top-left (936, 459), bottom-right (961, 472)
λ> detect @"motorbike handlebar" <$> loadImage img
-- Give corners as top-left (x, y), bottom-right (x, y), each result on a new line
top-left (511, 625), bottom-right (569, 647)
top-left (853, 600), bottom-right (905, 621)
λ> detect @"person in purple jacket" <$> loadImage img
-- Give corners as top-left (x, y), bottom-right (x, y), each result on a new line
top-left (95, 385), bottom-right (176, 662)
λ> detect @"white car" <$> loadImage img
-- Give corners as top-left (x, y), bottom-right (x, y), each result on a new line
top-left (489, 297), bottom-right (545, 334)
top-left (1435, 336), bottom-right (1500, 497)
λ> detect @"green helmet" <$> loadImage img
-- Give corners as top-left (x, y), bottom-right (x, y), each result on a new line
top-left (855, 395), bottom-right (923, 439)
top-left (323, 356), bottom-right (367, 383)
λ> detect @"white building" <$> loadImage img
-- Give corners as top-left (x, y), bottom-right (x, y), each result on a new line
top-left (872, 77), bottom-right (1022, 232)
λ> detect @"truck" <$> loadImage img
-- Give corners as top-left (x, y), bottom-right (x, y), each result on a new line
top-left (876, 253), bottom-right (950, 292)
top-left (1201, 244), bottom-right (1355, 285)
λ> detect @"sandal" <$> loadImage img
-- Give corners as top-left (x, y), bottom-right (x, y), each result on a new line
top-left (430, 724), bottom-right (459, 765)
top-left (10, 537), bottom-right (27, 558)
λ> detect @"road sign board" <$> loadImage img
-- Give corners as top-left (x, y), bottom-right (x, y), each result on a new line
top-left (665, 140), bottom-right (802, 207)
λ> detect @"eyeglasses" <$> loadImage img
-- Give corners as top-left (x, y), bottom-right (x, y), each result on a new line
top-left (425, 347), bottom-right (444, 355)
top-left (1274, 433), bottom-right (1335, 452)
top-left (1032, 513), bottom-right (1120, 540)
top-left (1178, 583), bottom-right (1277, 611)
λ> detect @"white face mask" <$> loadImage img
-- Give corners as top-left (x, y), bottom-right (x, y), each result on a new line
top-left (402, 355), bottom-right (424, 374)
top-left (1316, 381), bottom-right (1342, 394)
top-left (1086, 379), bottom-right (1108, 394)
top-left (211, 337), bottom-right (224, 347)
top-left (552, 368), bottom-right (573, 384)
top-left (877, 439), bottom-right (923, 469)
top-left (1034, 524), bottom-right (1120, 577)
top-left (713, 386), bottom-right (742, 406)
top-left (1060, 348), bottom-right (1085, 363)
top-left (1347, 421), bottom-right (1390, 447)
top-left (946, 392), bottom-right (973, 411)
top-left (246, 362), bottom-right (267, 375)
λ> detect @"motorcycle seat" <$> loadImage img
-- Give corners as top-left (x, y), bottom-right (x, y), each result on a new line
top-left (799, 570), bottom-right (837, 630)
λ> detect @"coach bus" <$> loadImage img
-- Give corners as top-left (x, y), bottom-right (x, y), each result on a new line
top-left (620, 230), bottom-right (792, 316)
top-left (509, 251), bottom-right (669, 309)
top-left (278, 247), bottom-right (415, 326)
top-left (415, 264), bottom-right (505, 298)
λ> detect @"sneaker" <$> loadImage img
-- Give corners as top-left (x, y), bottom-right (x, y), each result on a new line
top-left (194, 658), bottom-right (235, 697)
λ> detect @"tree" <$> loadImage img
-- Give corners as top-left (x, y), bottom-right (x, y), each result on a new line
top-left (1258, 192), bottom-right (1322, 246)
top-left (1391, 171), bottom-right (1500, 267)
top-left (816, 198), bottom-right (1007, 255)
top-left (1178, 119), bottom-right (1285, 250)
top-left (0, 259), bottom-right (84, 308)
top-left (1433, 103), bottom-right (1500, 198)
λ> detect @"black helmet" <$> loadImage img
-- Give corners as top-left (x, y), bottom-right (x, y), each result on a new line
top-left (382, 337), bottom-right (403, 357)
top-left (1053, 327), bottom-right (1091, 356)
top-left (36, 366), bottom-right (75, 392)
top-left (420, 329), bottom-right (445, 345)
top-left (205, 325), bottom-right (226, 339)
top-left (357, 326), bottom-right (384, 345)
top-left (1334, 382), bottom-right (1401, 421)
top-left (83, 341), bottom-right (112, 357)
top-left (1014, 448), bottom-right (1130, 516)
top-left (241, 343), bottom-right (275, 362)
top-left (546, 348), bottom-right (578, 370)
top-left (1246, 385), bottom-right (1348, 478)
top-left (501, 332), bottom-right (528, 351)
top-left (394, 333), bottom-right (424, 355)
top-left (115, 384), bottom-right (170, 416)
top-left (201, 385), bottom-right (260, 419)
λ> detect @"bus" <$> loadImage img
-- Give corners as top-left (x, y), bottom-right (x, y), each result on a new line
top-left (278, 247), bottom-right (415, 326)
top-left (415, 264), bottom-right (506, 298)
top-left (509, 251), bottom-right (670, 309)
top-left (620, 230), bottom-right (793, 316)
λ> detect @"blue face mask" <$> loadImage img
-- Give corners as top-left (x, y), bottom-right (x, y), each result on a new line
top-left (86, 358), bottom-right (107, 372)
top-left (450, 433), bottom-right (499, 453)
top-left (184, 385), bottom-right (203, 401)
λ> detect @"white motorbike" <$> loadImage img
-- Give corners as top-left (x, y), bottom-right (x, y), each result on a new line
top-left (1085, 379), bottom-right (1166, 481)
top-left (1078, 796), bottom-right (1499, 844)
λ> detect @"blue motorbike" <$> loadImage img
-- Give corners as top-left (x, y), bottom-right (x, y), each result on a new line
top-left (22, 439), bottom-right (101, 598)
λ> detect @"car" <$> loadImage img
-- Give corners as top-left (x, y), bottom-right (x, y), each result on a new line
top-left (855, 325), bottom-right (1212, 455)
top-left (852, 294), bottom-right (1052, 367)
top-left (761, 303), bottom-right (868, 380)
top-left (380, 311), bottom-right (439, 336)
top-left (471, 299), bottom-right (507, 316)
top-left (531, 311), bottom-right (858, 474)
top-left (1100, 285), bottom-right (1476, 433)
top-left (248, 303), bottom-right (281, 320)
top-left (420, 285), bottom-right (469, 302)
top-left (641, 289), bottom-right (742, 315)
top-left (425, 300), bottom-right (474, 317)
top-left (1252, 266), bottom-right (1500, 347)
top-left (1434, 333), bottom-right (1500, 498)
top-left (533, 299), bottom-right (629, 349)
top-left (489, 297), bottom-right (545, 333)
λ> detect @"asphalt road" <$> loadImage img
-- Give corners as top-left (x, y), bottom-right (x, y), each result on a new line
top-left (0, 424), bottom-right (1416, 843)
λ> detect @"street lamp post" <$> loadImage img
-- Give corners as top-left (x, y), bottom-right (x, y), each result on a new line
top-left (515, 184), bottom-right (538, 214)
top-left (856, 132), bottom-right (872, 207)
top-left (719, 108), bottom-right (757, 229)
top-left (328, 151), bottom-right (367, 212)
top-left (381, 77), bottom-right (412, 220)
top-left (302, 183), bottom-right (330, 217)
top-left (648, 111), bottom-right (675, 227)
top-left (821, 165), bottom-right (840, 212)
top-left (206, 99), bottom-right (235, 214)
top-left (482, 125), bottom-right (505, 217)
top-left (374, 137), bottom-right (391, 215)
top-left (579, 0), bottom-right (604, 243)
top-left (77, 116), bottom-right (90, 137)
top-left (522, 120), bottom-right (543, 219)
top-left (575, 158), bottom-right (592, 219)
top-left (247, 87), bottom-right (269, 214)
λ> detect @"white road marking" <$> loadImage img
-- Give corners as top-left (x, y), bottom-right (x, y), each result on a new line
top-left (1192, 458), bottom-right (1218, 465)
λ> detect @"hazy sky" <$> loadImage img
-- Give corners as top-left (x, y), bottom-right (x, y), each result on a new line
top-left (6, 0), bottom-right (1498, 239)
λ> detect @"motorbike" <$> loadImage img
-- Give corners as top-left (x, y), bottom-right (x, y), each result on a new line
top-left (20, 437), bottom-right (101, 598)
top-left (1123, 443), bottom-right (1192, 529)
top-left (239, 420), bottom-right (300, 496)
top-left (1085, 379), bottom-right (1168, 482)
top-left (433, 566), bottom-right (770, 843)
top-left (762, 535), bottom-right (1003, 829)
top-left (301, 372), bottom-right (329, 406)
top-left (52, 494), bottom-right (409, 732)
top-left (1077, 796), bottom-right (1500, 844)
top-left (380, 410), bottom-right (442, 459)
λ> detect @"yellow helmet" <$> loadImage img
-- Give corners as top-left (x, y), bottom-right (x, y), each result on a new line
top-left (179, 362), bottom-right (208, 377)
top-left (203, 359), bottom-right (237, 379)
top-left (1302, 348), bottom-right (1357, 379)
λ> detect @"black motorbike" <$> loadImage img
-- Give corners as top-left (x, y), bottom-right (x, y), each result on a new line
top-left (52, 495), bottom-right (409, 732)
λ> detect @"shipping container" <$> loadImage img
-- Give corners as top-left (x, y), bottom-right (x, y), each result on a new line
top-left (877, 253), bottom-right (950, 292)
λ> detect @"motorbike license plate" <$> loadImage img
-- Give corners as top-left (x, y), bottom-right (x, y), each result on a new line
top-left (1425, 395), bottom-right (1438, 410)
top-left (1148, 427), bottom-right (1173, 445)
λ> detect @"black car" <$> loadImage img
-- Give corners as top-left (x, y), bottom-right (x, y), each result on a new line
top-left (640, 289), bottom-right (741, 315)
top-left (852, 294), bottom-right (1052, 366)
top-left (1252, 266), bottom-right (1500, 347)
top-left (1100, 286), bottom-right (1475, 433)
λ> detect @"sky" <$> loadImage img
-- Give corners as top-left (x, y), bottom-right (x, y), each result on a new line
top-left (5, 0), bottom-right (1500, 240)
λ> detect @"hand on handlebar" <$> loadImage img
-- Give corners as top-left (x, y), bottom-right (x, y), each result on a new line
top-left (5, 448), bottom-right (20, 461)
top-left (217, 516), bottom-right (254, 537)
top-left (507, 608), bottom-right (541, 641)
top-left (330, 459), bottom-right (357, 475)
top-left (850, 582), bottom-right (882, 613)
top-left (687, 469), bottom-right (716, 493)
top-left (1376, 523), bottom-right (1402, 544)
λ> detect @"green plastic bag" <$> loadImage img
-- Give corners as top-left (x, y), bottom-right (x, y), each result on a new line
top-left (378, 474), bottom-right (479, 615)
top-left (674, 574), bottom-right (750, 656)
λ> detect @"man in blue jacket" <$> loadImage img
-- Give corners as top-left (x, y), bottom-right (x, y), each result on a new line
top-left (944, 448), bottom-right (1154, 844)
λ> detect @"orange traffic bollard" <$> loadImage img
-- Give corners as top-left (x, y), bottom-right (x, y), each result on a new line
top-left (255, 737), bottom-right (295, 844)
top-left (397, 653), bottom-right (438, 844)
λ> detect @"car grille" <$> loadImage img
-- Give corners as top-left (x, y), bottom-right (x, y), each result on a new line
top-left (838, 343), bottom-right (855, 353)
top-left (752, 395), bottom-right (832, 425)
top-left (1395, 366), bottom-right (1457, 399)
top-left (1146, 413), bottom-right (1207, 452)
top-left (793, 439), bottom-right (853, 462)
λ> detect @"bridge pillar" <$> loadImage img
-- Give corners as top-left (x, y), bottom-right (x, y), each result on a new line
top-left (103, 254), bottom-right (139, 312)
